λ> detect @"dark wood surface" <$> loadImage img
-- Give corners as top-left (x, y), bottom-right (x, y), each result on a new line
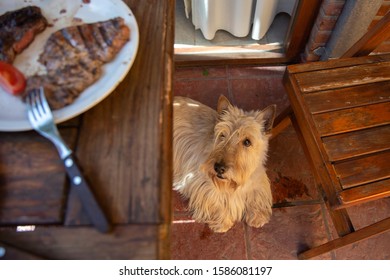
top-left (285, 53), bottom-right (390, 208)
top-left (284, 0), bottom-right (322, 61)
top-left (283, 54), bottom-right (390, 258)
top-left (0, 0), bottom-right (174, 259)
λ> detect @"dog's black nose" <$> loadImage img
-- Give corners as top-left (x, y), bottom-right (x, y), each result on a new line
top-left (214, 162), bottom-right (226, 175)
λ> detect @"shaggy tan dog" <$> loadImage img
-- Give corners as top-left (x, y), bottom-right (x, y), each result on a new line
top-left (173, 95), bottom-right (276, 232)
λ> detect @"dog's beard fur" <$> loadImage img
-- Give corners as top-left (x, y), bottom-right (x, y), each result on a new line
top-left (173, 95), bottom-right (276, 232)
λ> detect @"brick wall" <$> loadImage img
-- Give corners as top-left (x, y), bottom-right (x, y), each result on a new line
top-left (303, 0), bottom-right (345, 62)
top-left (302, 0), bottom-right (390, 62)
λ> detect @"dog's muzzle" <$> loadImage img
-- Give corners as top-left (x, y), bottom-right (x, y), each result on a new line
top-left (214, 162), bottom-right (226, 179)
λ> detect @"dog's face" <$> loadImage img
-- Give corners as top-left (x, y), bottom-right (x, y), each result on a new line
top-left (201, 96), bottom-right (276, 191)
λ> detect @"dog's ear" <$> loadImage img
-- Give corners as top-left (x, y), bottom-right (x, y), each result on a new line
top-left (217, 95), bottom-right (232, 114)
top-left (257, 104), bottom-right (276, 134)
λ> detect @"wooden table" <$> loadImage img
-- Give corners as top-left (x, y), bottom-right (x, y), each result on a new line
top-left (0, 0), bottom-right (174, 259)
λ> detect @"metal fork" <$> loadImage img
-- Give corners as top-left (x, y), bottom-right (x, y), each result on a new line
top-left (26, 87), bottom-right (110, 233)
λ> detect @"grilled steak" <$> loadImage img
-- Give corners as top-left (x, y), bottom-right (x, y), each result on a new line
top-left (24, 17), bottom-right (130, 109)
top-left (0, 6), bottom-right (48, 63)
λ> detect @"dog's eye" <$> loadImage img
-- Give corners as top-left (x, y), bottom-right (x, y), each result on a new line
top-left (243, 138), bottom-right (251, 147)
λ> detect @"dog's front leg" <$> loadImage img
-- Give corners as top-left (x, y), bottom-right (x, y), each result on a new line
top-left (244, 193), bottom-right (272, 228)
top-left (245, 210), bottom-right (271, 228)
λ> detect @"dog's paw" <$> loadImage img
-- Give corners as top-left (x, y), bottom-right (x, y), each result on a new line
top-left (245, 211), bottom-right (271, 228)
top-left (208, 221), bottom-right (234, 233)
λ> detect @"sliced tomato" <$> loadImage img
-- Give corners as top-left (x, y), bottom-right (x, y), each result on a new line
top-left (0, 61), bottom-right (26, 95)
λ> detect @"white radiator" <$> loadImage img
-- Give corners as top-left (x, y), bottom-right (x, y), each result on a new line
top-left (184, 0), bottom-right (296, 40)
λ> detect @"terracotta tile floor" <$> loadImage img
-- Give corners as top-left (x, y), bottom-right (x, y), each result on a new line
top-left (171, 65), bottom-right (390, 260)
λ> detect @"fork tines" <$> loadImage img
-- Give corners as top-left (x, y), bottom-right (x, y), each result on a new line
top-left (26, 87), bottom-right (51, 120)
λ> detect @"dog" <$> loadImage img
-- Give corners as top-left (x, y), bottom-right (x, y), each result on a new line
top-left (173, 95), bottom-right (276, 232)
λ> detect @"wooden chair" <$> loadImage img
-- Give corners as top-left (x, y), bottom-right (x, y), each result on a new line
top-left (273, 12), bottom-right (390, 259)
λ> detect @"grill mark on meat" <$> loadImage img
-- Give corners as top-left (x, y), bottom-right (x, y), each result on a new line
top-left (61, 27), bottom-right (89, 55)
top-left (62, 26), bottom-right (86, 50)
top-left (77, 59), bottom-right (100, 75)
top-left (57, 30), bottom-right (75, 49)
top-left (91, 24), bottom-right (114, 62)
top-left (52, 37), bottom-right (67, 56)
top-left (99, 26), bottom-right (112, 46)
top-left (103, 19), bottom-right (130, 55)
top-left (54, 64), bottom-right (101, 92)
top-left (78, 24), bottom-right (97, 60)
top-left (90, 24), bottom-right (105, 50)
top-left (26, 75), bottom-right (77, 109)
top-left (91, 24), bottom-right (113, 62)
top-left (111, 18), bottom-right (121, 29)
top-left (76, 24), bottom-right (96, 61)
top-left (100, 21), bottom-right (118, 47)
top-left (53, 33), bottom-right (77, 58)
top-left (79, 24), bottom-right (108, 62)
top-left (40, 38), bottom-right (66, 71)
top-left (0, 6), bottom-right (48, 63)
top-left (41, 27), bottom-right (92, 73)
top-left (24, 17), bottom-right (130, 110)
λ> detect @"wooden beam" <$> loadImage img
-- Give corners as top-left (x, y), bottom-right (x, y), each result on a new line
top-left (342, 11), bottom-right (390, 58)
top-left (298, 217), bottom-right (390, 259)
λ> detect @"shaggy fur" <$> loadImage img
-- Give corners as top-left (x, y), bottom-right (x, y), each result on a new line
top-left (173, 95), bottom-right (276, 232)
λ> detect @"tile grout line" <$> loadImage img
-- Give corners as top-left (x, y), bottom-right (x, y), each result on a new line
top-left (243, 224), bottom-right (252, 260)
top-left (272, 199), bottom-right (323, 208)
top-left (319, 202), bottom-right (337, 259)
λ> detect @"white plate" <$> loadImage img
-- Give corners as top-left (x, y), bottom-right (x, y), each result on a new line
top-left (0, 0), bottom-right (139, 131)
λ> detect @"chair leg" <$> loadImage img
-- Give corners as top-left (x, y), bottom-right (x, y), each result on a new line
top-left (328, 207), bottom-right (355, 237)
top-left (298, 217), bottom-right (390, 259)
top-left (270, 105), bottom-right (293, 140)
top-left (286, 110), bottom-right (356, 257)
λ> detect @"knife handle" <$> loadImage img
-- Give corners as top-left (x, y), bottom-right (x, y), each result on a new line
top-left (63, 154), bottom-right (111, 233)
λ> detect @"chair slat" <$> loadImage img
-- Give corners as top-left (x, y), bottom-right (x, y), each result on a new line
top-left (323, 125), bottom-right (390, 162)
top-left (333, 150), bottom-right (390, 189)
top-left (287, 53), bottom-right (390, 74)
top-left (295, 61), bottom-right (390, 93)
top-left (313, 102), bottom-right (390, 136)
top-left (304, 81), bottom-right (390, 114)
top-left (338, 178), bottom-right (390, 207)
